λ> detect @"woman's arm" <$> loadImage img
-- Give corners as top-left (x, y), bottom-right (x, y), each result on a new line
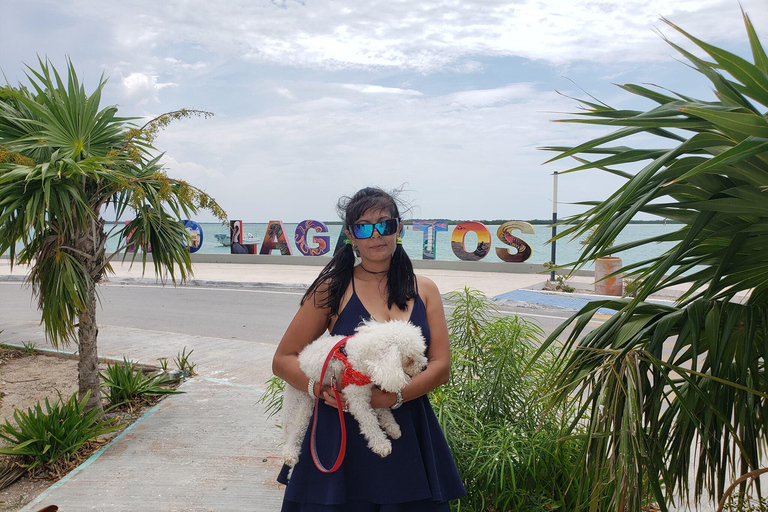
top-left (368, 275), bottom-right (452, 409)
top-left (271, 289), bottom-right (332, 397)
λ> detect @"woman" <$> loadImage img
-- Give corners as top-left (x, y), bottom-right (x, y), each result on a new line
top-left (272, 187), bottom-right (465, 511)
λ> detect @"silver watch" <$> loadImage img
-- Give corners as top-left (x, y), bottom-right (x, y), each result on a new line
top-left (390, 390), bottom-right (403, 410)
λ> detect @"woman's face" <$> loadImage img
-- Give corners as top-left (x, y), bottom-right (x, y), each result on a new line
top-left (347, 207), bottom-right (401, 264)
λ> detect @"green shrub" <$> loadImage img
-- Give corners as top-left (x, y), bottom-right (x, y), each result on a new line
top-left (0, 391), bottom-right (118, 469)
top-left (173, 346), bottom-right (197, 376)
top-left (100, 358), bottom-right (182, 406)
top-left (437, 288), bottom-right (586, 512)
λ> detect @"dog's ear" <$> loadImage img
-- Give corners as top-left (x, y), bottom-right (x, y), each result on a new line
top-left (404, 353), bottom-right (428, 377)
top-left (392, 324), bottom-right (427, 377)
top-left (369, 346), bottom-right (409, 392)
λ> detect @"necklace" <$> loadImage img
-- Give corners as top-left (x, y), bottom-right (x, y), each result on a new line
top-left (359, 264), bottom-right (389, 275)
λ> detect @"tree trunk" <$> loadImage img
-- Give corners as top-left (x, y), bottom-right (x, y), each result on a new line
top-left (78, 280), bottom-right (102, 412)
top-left (74, 215), bottom-right (107, 412)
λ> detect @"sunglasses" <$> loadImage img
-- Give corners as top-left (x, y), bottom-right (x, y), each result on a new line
top-left (350, 218), bottom-right (400, 239)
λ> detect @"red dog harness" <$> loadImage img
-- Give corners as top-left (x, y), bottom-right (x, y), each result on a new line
top-left (333, 344), bottom-right (372, 387)
top-left (309, 335), bottom-right (365, 473)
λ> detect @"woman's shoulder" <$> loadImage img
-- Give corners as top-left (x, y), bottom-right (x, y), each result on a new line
top-left (415, 274), bottom-right (441, 298)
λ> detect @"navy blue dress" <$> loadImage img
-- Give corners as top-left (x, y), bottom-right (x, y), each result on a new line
top-left (277, 279), bottom-right (466, 511)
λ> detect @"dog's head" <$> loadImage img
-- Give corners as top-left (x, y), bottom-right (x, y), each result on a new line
top-left (348, 320), bottom-right (428, 392)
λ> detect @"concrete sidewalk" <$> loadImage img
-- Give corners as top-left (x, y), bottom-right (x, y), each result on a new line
top-left (1, 257), bottom-right (572, 298)
top-left (10, 319), bottom-right (286, 511)
top-left (0, 258), bottom-right (647, 512)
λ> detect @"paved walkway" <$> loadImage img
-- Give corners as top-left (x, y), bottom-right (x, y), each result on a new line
top-left (9, 315), bottom-right (285, 511)
top-left (0, 259), bottom-right (676, 512)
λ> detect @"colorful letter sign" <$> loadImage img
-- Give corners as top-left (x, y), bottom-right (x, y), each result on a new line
top-left (260, 220), bottom-right (293, 255)
top-left (495, 221), bottom-right (534, 262)
top-left (412, 221), bottom-right (447, 260)
top-left (451, 222), bottom-right (491, 261)
top-left (230, 220), bottom-right (257, 254)
top-left (182, 219), bottom-right (203, 253)
top-left (294, 220), bottom-right (330, 256)
top-left (177, 218), bottom-right (536, 263)
top-left (124, 220), bottom-right (151, 253)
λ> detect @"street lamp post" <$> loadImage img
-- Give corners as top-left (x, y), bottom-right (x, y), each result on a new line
top-left (551, 171), bottom-right (558, 282)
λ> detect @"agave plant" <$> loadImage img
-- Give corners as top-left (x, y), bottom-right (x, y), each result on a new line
top-left (538, 11), bottom-right (768, 512)
top-left (0, 59), bottom-right (225, 411)
top-left (0, 391), bottom-right (119, 469)
top-left (100, 358), bottom-right (183, 407)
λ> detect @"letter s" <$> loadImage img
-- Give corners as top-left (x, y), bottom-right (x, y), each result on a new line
top-left (495, 221), bottom-right (534, 262)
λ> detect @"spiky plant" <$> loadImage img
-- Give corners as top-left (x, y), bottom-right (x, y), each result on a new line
top-left (538, 11), bottom-right (768, 512)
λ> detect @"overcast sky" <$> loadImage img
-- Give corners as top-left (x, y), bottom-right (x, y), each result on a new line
top-left (1, 0), bottom-right (765, 222)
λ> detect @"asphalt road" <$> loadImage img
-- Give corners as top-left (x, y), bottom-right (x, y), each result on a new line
top-left (0, 280), bottom-right (577, 345)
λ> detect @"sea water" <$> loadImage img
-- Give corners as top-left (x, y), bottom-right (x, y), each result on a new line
top-left (98, 221), bottom-right (679, 269)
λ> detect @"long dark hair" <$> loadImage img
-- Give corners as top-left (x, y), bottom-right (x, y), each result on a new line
top-left (302, 187), bottom-right (417, 316)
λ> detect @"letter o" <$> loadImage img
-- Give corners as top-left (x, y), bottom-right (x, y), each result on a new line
top-left (451, 222), bottom-right (491, 261)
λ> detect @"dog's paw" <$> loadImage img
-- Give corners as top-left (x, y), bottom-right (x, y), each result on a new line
top-left (283, 449), bottom-right (301, 467)
top-left (370, 439), bottom-right (392, 457)
top-left (385, 423), bottom-right (401, 439)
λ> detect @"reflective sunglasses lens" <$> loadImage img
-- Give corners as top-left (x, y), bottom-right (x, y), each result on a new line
top-left (376, 219), bottom-right (399, 236)
top-left (352, 223), bottom-right (374, 239)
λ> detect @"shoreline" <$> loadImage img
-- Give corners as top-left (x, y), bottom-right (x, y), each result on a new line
top-left (0, 252), bottom-right (595, 276)
top-left (1, 255), bottom-right (694, 303)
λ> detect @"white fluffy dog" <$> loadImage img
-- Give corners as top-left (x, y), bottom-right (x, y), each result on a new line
top-left (282, 320), bottom-right (427, 466)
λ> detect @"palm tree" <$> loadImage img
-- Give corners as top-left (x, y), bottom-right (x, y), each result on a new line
top-left (0, 59), bottom-right (225, 411)
top-left (538, 11), bottom-right (768, 512)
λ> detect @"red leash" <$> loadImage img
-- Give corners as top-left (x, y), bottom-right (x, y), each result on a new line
top-left (310, 335), bottom-right (353, 473)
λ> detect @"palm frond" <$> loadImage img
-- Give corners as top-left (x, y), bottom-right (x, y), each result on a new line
top-left (0, 58), bottom-right (224, 347)
top-left (540, 12), bottom-right (768, 510)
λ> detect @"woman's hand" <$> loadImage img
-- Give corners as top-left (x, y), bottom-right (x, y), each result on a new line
top-left (320, 383), bottom-right (349, 412)
top-left (371, 387), bottom-right (398, 409)
top-left (320, 384), bottom-right (396, 411)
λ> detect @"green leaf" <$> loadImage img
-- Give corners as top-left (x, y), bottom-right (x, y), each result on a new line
top-left (664, 17), bottom-right (768, 107)
top-left (666, 137), bottom-right (768, 184)
top-left (743, 10), bottom-right (768, 74)
top-left (680, 106), bottom-right (768, 138)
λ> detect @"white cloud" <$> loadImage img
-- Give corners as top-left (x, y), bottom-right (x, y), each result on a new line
top-left (164, 57), bottom-right (206, 71)
top-left (150, 80), bottom-right (602, 222)
top-left (341, 84), bottom-right (423, 96)
top-left (446, 84), bottom-right (539, 108)
top-left (449, 60), bottom-right (484, 74)
top-left (160, 155), bottom-right (225, 188)
top-left (3, 0), bottom-right (764, 225)
top-left (275, 87), bottom-right (297, 100)
top-left (63, 0), bottom-right (768, 71)
top-left (120, 71), bottom-right (177, 103)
